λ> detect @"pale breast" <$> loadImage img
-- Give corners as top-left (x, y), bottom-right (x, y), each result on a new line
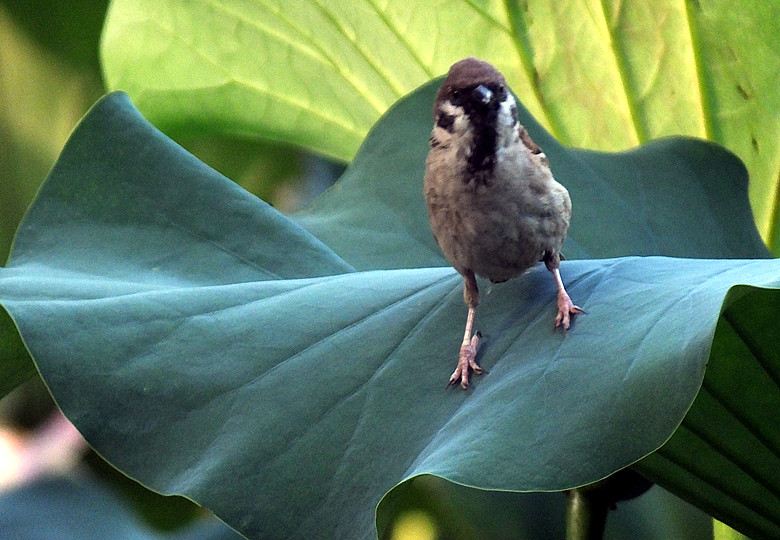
top-left (425, 142), bottom-right (571, 282)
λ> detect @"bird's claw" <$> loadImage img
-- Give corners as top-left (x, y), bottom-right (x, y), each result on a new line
top-left (447, 332), bottom-right (483, 390)
top-left (554, 293), bottom-right (584, 332)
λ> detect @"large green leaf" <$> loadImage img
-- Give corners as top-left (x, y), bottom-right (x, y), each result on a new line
top-left (295, 80), bottom-right (768, 267)
top-left (100, 0), bottom-right (780, 249)
top-left (1, 90), bottom-right (779, 538)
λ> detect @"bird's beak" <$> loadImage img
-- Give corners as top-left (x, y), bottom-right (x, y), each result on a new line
top-left (475, 84), bottom-right (493, 104)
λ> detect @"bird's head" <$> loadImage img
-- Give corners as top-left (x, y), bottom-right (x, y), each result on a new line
top-left (432, 58), bottom-right (519, 172)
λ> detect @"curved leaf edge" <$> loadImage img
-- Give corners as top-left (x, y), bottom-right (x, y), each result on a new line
top-left (377, 281), bottom-right (780, 539)
top-left (634, 284), bottom-right (780, 539)
top-left (2, 263), bottom-right (777, 538)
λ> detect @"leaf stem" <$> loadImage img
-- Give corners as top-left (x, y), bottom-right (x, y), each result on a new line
top-left (565, 469), bottom-right (654, 539)
top-left (565, 488), bottom-right (608, 540)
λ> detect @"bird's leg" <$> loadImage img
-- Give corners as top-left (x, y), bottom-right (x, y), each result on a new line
top-left (549, 266), bottom-right (583, 332)
top-left (448, 270), bottom-right (483, 389)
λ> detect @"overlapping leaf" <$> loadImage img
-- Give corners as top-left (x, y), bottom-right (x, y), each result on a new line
top-left (636, 285), bottom-right (780, 539)
top-left (0, 89), bottom-right (778, 538)
top-left (294, 81), bottom-right (768, 266)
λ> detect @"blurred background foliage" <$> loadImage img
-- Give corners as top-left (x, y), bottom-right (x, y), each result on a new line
top-left (0, 1), bottom-right (105, 266)
top-left (0, 1), bottom-right (343, 267)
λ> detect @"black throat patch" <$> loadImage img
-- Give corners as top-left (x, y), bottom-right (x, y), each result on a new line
top-left (466, 110), bottom-right (499, 178)
top-left (451, 82), bottom-right (508, 182)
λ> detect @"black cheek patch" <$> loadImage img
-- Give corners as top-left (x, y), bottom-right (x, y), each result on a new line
top-left (436, 112), bottom-right (456, 132)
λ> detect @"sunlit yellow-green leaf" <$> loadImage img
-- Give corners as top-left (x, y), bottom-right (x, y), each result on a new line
top-left (101, 0), bottom-right (780, 248)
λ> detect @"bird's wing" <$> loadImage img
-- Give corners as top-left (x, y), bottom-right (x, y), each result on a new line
top-left (519, 125), bottom-right (550, 169)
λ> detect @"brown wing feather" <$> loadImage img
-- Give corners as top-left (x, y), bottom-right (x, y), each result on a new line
top-left (519, 126), bottom-right (549, 168)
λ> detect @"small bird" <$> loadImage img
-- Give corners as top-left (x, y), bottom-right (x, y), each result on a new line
top-left (424, 58), bottom-right (583, 390)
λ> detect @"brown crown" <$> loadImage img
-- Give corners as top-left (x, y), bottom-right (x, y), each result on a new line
top-left (435, 58), bottom-right (507, 108)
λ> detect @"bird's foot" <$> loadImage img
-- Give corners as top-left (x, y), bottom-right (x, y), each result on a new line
top-left (554, 292), bottom-right (584, 332)
top-left (447, 332), bottom-right (483, 390)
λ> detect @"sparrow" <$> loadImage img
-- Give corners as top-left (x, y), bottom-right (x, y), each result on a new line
top-left (424, 58), bottom-right (583, 390)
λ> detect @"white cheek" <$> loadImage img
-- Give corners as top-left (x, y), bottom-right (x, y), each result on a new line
top-left (497, 94), bottom-right (519, 146)
top-left (498, 94), bottom-right (517, 129)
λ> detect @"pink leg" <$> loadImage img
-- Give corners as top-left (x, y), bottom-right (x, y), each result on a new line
top-left (448, 271), bottom-right (483, 390)
top-left (550, 267), bottom-right (583, 332)
top-left (448, 306), bottom-right (482, 389)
